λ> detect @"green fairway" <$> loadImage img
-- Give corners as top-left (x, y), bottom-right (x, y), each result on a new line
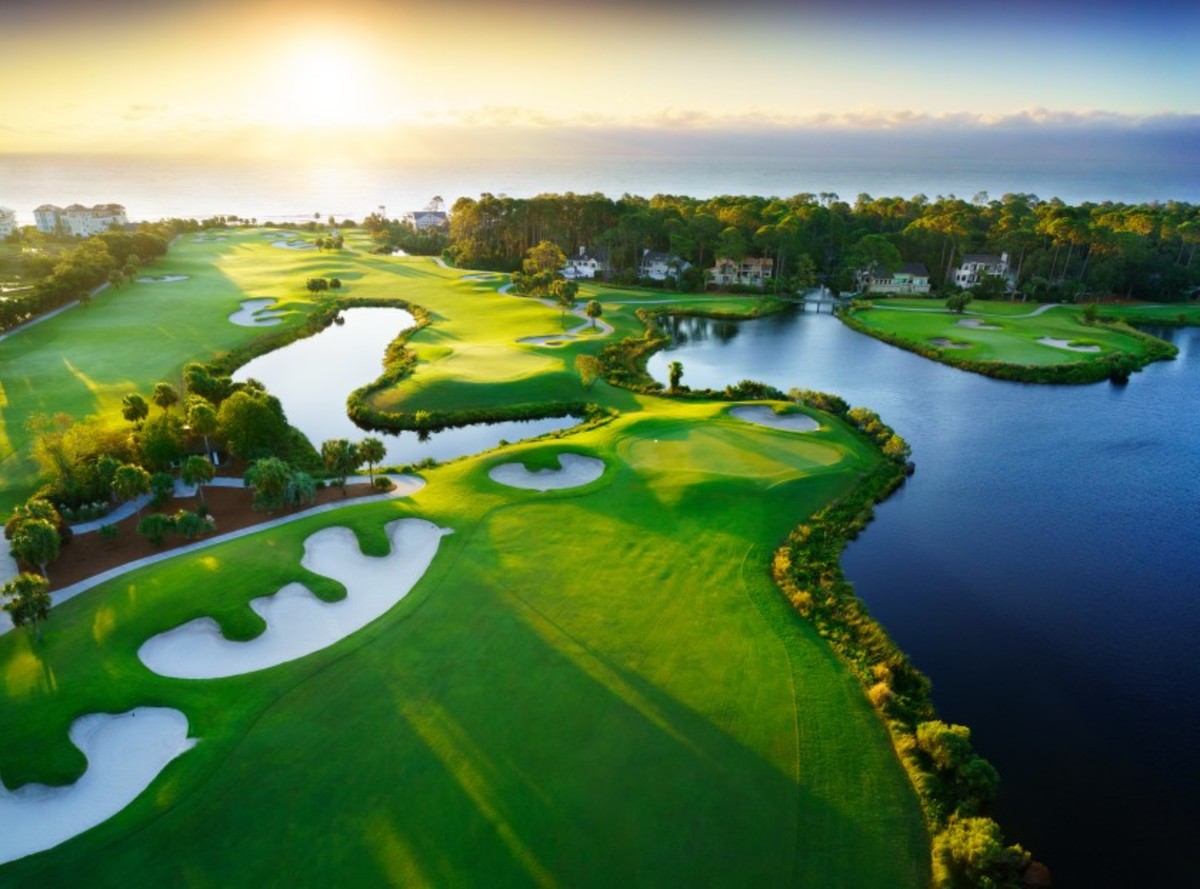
top-left (0, 231), bottom-right (930, 886)
top-left (845, 298), bottom-right (1173, 380)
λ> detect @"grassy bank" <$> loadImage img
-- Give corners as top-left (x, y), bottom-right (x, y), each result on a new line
top-left (843, 298), bottom-right (1177, 383)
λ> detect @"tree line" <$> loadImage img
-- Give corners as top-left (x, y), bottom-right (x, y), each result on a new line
top-left (438, 191), bottom-right (1199, 300)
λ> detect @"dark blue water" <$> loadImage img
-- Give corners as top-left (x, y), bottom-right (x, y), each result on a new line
top-left (649, 310), bottom-right (1200, 886)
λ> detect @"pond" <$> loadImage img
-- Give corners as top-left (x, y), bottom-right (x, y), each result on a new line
top-left (232, 308), bottom-right (577, 467)
top-left (649, 307), bottom-right (1200, 887)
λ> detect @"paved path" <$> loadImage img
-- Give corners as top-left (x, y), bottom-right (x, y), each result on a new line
top-left (866, 302), bottom-right (1069, 319)
top-left (0, 474), bottom-right (425, 635)
top-left (0, 283), bottom-right (111, 344)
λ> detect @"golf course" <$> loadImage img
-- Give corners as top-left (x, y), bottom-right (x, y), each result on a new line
top-left (841, 296), bottom-right (1178, 383)
top-left (0, 229), bottom-right (933, 886)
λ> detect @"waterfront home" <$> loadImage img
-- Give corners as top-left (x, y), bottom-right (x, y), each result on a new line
top-left (403, 210), bottom-right (449, 231)
top-left (859, 262), bottom-right (932, 295)
top-left (640, 249), bottom-right (691, 282)
top-left (952, 252), bottom-right (1011, 288)
top-left (709, 256), bottom-right (773, 288)
top-left (0, 206), bottom-right (16, 238)
top-left (563, 246), bottom-right (610, 280)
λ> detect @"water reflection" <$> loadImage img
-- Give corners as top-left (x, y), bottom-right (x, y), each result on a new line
top-left (233, 307), bottom-right (576, 466)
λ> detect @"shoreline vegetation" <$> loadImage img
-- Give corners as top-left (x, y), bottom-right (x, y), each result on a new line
top-left (0, 219), bottom-right (1083, 885)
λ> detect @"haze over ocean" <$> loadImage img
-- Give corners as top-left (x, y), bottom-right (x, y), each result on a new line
top-left (3, 127), bottom-right (1197, 225)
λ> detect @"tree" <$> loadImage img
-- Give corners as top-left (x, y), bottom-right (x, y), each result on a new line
top-left (2, 573), bottom-right (52, 640)
top-left (575, 354), bottom-right (603, 390)
top-left (121, 392), bottom-right (149, 427)
top-left (358, 437), bottom-right (386, 485)
top-left (285, 471), bottom-right (317, 508)
top-left (584, 299), bottom-right (602, 328)
top-left (932, 815), bottom-right (1031, 889)
top-left (137, 513), bottom-right (173, 547)
top-left (523, 240), bottom-right (567, 277)
top-left (945, 292), bottom-right (972, 314)
top-left (306, 277), bottom-right (329, 295)
top-left (321, 438), bottom-right (360, 495)
top-left (11, 519), bottom-right (61, 578)
top-left (149, 471), bottom-right (175, 509)
top-left (668, 360), bottom-right (684, 393)
top-left (112, 463), bottom-right (152, 517)
top-left (217, 389), bottom-right (289, 461)
top-left (108, 269), bottom-right (124, 289)
top-left (186, 396), bottom-right (218, 460)
top-left (550, 278), bottom-right (579, 329)
top-left (138, 412), bottom-right (185, 471)
top-left (245, 457), bottom-right (292, 512)
top-left (181, 455), bottom-right (215, 506)
top-left (152, 381), bottom-right (180, 413)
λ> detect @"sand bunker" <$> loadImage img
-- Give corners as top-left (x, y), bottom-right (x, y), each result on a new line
top-left (930, 337), bottom-right (972, 350)
top-left (956, 318), bottom-right (1001, 330)
top-left (138, 519), bottom-right (452, 679)
top-left (488, 454), bottom-right (605, 491)
top-left (516, 335), bottom-right (569, 347)
top-left (729, 405), bottom-right (820, 433)
top-left (228, 298), bottom-right (285, 327)
top-left (271, 240), bottom-right (315, 251)
top-left (137, 275), bottom-right (189, 284)
top-left (0, 708), bottom-right (194, 865)
top-left (460, 273), bottom-right (499, 282)
top-left (1038, 337), bottom-right (1101, 352)
top-left (192, 236), bottom-right (227, 242)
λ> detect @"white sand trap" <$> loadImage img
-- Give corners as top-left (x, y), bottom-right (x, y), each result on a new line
top-left (228, 298), bottom-right (285, 327)
top-left (0, 708), bottom-right (194, 865)
top-left (138, 519), bottom-right (452, 679)
top-left (136, 275), bottom-right (189, 284)
top-left (271, 239), bottom-right (315, 251)
top-left (489, 454), bottom-right (605, 491)
top-left (1038, 336), bottom-right (1101, 352)
top-left (460, 273), bottom-right (498, 282)
top-left (930, 337), bottom-right (972, 349)
top-left (956, 318), bottom-right (1000, 330)
top-left (730, 405), bottom-right (820, 433)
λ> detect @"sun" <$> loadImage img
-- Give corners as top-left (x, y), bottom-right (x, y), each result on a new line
top-left (266, 37), bottom-right (384, 129)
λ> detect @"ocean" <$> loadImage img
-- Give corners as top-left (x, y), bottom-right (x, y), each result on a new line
top-left (2, 143), bottom-right (1197, 226)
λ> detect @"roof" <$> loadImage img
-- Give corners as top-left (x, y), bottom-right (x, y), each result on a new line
top-left (34, 204), bottom-right (61, 213)
top-left (899, 262), bottom-right (929, 277)
top-left (641, 250), bottom-right (685, 266)
top-left (573, 247), bottom-right (608, 263)
top-left (961, 253), bottom-right (1005, 265)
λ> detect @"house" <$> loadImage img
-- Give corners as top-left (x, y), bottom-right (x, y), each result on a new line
top-left (709, 256), bottom-right (773, 288)
top-left (403, 210), bottom-right (448, 231)
top-left (563, 246), bottom-right (609, 280)
top-left (952, 252), bottom-right (1011, 289)
top-left (639, 249), bottom-right (691, 282)
top-left (0, 207), bottom-right (16, 238)
top-left (34, 203), bottom-right (127, 237)
top-left (859, 262), bottom-right (931, 295)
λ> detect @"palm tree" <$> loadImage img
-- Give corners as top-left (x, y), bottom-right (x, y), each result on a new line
top-left (152, 381), bottom-right (180, 413)
top-left (358, 437), bottom-right (386, 485)
top-left (181, 455), bottom-right (215, 506)
top-left (1, 573), bottom-right (52, 641)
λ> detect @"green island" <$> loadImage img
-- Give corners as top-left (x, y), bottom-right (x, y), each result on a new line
top-left (839, 297), bottom-right (1183, 384)
top-left (2, 227), bottom-right (1042, 886)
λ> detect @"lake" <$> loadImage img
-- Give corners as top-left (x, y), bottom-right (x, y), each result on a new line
top-left (232, 307), bottom-right (576, 466)
top-left (649, 309), bottom-right (1200, 887)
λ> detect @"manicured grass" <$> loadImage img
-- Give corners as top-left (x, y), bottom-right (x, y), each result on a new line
top-left (0, 397), bottom-right (928, 886)
top-left (0, 235), bottom-right (930, 884)
top-left (0, 230), bottom-right (330, 514)
top-left (1096, 301), bottom-right (1200, 325)
top-left (847, 298), bottom-right (1167, 376)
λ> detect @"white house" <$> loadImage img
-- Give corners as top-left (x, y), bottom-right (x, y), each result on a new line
top-left (0, 207), bottom-right (16, 238)
top-left (639, 249), bottom-right (691, 282)
top-left (709, 256), bottom-right (773, 288)
top-left (859, 262), bottom-right (931, 295)
top-left (403, 210), bottom-right (448, 231)
top-left (952, 252), bottom-right (1011, 289)
top-left (563, 246), bottom-right (609, 280)
top-left (34, 203), bottom-right (127, 237)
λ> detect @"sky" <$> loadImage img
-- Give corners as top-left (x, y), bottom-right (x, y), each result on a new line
top-left (1, 0), bottom-right (1198, 158)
